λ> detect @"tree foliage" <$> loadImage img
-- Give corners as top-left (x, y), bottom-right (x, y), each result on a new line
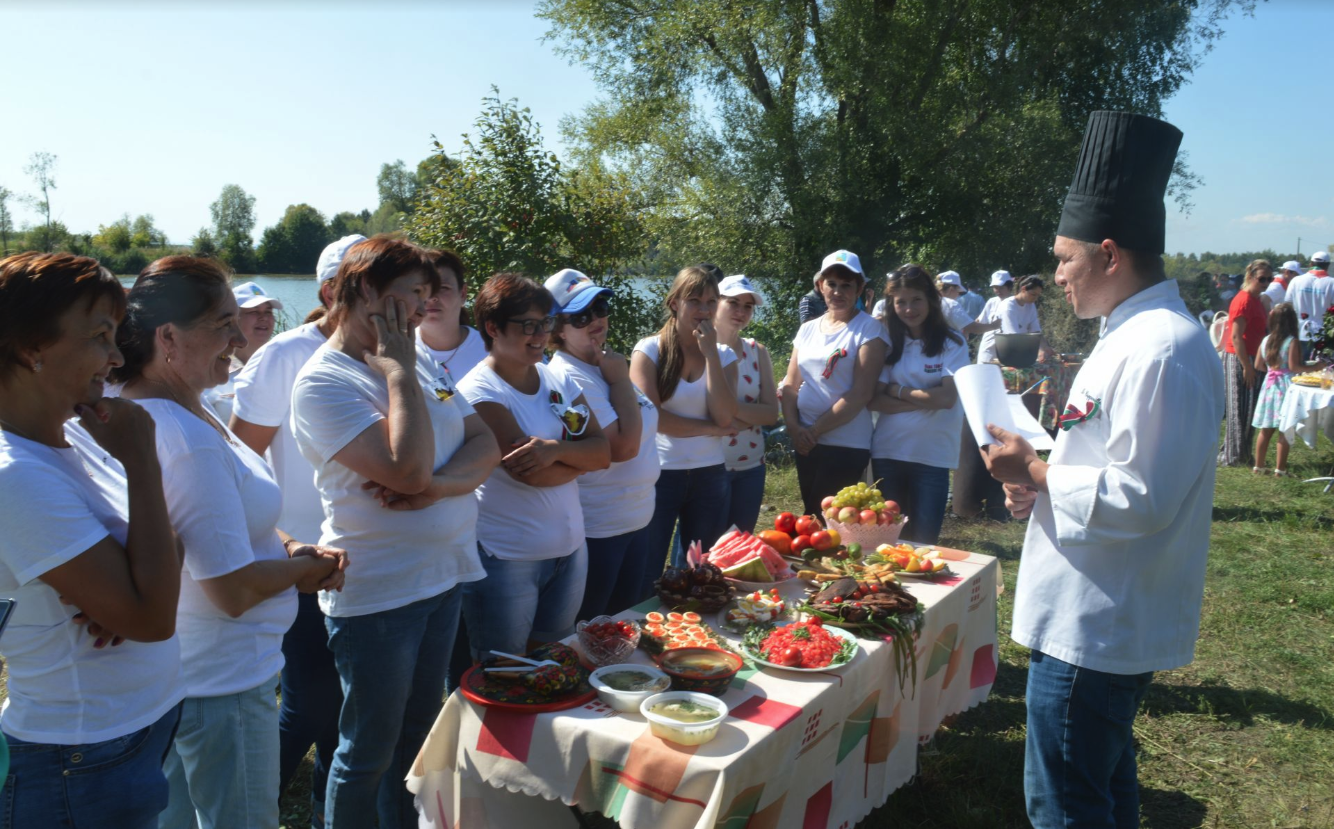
top-left (22, 152), bottom-right (57, 251)
top-left (540, 0), bottom-right (1256, 335)
top-left (257, 204), bottom-right (333, 273)
top-left (408, 92), bottom-right (651, 352)
top-left (0, 186), bottom-right (17, 255)
top-left (377, 160), bottom-right (419, 215)
top-left (210, 184), bottom-right (257, 271)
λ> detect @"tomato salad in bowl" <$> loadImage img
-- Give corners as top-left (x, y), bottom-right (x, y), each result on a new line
top-left (740, 618), bottom-right (858, 672)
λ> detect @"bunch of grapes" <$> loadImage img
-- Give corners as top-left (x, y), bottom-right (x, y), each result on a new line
top-left (830, 482), bottom-right (885, 513)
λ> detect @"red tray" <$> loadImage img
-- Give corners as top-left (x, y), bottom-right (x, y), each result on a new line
top-left (457, 664), bottom-right (598, 713)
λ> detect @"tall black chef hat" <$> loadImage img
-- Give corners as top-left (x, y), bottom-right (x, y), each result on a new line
top-left (1055, 111), bottom-right (1183, 255)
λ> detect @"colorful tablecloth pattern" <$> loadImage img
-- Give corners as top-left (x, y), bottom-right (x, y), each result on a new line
top-left (409, 550), bottom-right (1000, 829)
top-left (1000, 361), bottom-right (1079, 431)
top-left (1279, 384), bottom-right (1334, 448)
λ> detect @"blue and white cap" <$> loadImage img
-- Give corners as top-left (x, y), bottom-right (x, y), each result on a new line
top-left (718, 274), bottom-right (765, 305)
top-left (816, 249), bottom-right (864, 283)
top-left (544, 268), bottom-right (613, 314)
top-left (232, 281), bottom-right (284, 310)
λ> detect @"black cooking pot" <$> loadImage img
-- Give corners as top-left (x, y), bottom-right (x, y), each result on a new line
top-left (994, 333), bottom-right (1042, 368)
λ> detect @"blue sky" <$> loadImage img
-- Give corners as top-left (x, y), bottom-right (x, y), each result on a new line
top-left (1, 0), bottom-right (1329, 259)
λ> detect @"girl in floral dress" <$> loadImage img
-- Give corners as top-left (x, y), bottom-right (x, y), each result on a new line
top-left (1252, 302), bottom-right (1326, 476)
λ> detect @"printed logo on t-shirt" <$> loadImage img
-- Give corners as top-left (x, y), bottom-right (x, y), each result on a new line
top-left (1059, 390), bottom-right (1102, 431)
top-left (428, 368), bottom-right (456, 401)
top-left (635, 389), bottom-right (655, 411)
top-left (549, 390), bottom-right (590, 439)
top-left (924, 362), bottom-right (943, 374)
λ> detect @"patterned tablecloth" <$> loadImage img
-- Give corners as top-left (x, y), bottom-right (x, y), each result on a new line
top-left (1280, 383), bottom-right (1334, 448)
top-left (1000, 361), bottom-right (1080, 431)
top-left (409, 549), bottom-right (1000, 829)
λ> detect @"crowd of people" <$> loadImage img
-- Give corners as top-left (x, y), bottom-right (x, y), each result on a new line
top-left (1212, 252), bottom-right (1331, 472)
top-left (0, 109), bottom-right (1280, 829)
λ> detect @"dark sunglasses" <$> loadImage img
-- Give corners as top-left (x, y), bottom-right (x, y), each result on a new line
top-left (504, 316), bottom-right (558, 336)
top-left (564, 296), bottom-right (612, 329)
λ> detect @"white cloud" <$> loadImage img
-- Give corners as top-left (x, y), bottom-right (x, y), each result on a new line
top-left (1238, 212), bottom-right (1330, 228)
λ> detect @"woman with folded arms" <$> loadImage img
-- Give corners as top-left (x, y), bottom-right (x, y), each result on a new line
top-left (781, 250), bottom-right (889, 517)
top-left (0, 252), bottom-right (186, 829)
top-left (869, 265), bottom-right (969, 544)
top-left (458, 273), bottom-right (610, 656)
top-left (545, 269), bottom-right (660, 619)
top-left (631, 266), bottom-right (738, 593)
top-left (291, 237), bottom-right (499, 829)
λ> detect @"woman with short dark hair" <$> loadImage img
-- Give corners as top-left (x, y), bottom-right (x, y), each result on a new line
top-left (0, 252), bottom-right (185, 829)
top-left (116, 255), bottom-right (347, 829)
top-left (291, 237), bottom-right (498, 828)
top-left (997, 275), bottom-right (1057, 362)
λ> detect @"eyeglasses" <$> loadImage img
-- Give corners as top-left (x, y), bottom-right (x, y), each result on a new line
top-left (564, 296), bottom-right (611, 329)
top-left (504, 316), bottom-right (557, 336)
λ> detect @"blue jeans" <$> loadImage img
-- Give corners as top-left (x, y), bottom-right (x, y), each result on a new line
top-left (160, 673), bottom-right (282, 829)
top-left (871, 458), bottom-right (951, 545)
top-left (279, 591), bottom-right (342, 827)
top-left (2, 704), bottom-right (181, 829)
top-left (1025, 650), bottom-right (1154, 829)
top-left (463, 544), bottom-right (588, 658)
top-left (579, 526), bottom-right (653, 620)
top-left (724, 464), bottom-right (767, 534)
top-left (324, 587), bottom-right (463, 829)
top-left (642, 464), bottom-right (731, 599)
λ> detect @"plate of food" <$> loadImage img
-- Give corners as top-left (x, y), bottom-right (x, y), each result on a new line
top-left (459, 642), bottom-right (597, 712)
top-left (869, 543), bottom-right (952, 578)
top-left (739, 618), bottom-right (859, 672)
top-left (694, 531), bottom-right (798, 590)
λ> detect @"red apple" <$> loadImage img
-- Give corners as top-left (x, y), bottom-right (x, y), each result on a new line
top-left (820, 495), bottom-right (836, 510)
top-left (860, 509), bottom-right (877, 525)
top-left (882, 501), bottom-right (901, 521)
top-left (837, 506), bottom-right (858, 524)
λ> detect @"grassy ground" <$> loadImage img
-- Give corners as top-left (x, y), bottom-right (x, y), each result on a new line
top-left (274, 433), bottom-right (1334, 827)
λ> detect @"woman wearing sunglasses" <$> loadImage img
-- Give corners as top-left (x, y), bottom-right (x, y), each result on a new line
top-left (458, 273), bottom-right (610, 657)
top-left (544, 270), bottom-right (660, 619)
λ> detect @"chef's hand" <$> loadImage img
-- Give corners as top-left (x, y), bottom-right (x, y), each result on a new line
top-left (1003, 483), bottom-right (1039, 520)
top-left (980, 424), bottom-right (1048, 490)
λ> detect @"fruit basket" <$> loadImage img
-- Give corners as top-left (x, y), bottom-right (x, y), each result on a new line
top-left (820, 482), bottom-right (908, 548)
top-left (576, 617), bottom-right (641, 667)
top-left (825, 516), bottom-right (908, 548)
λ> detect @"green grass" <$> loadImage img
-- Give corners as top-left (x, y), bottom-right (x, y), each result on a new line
top-left (275, 438), bottom-right (1334, 827)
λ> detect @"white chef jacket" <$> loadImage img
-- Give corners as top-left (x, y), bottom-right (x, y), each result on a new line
top-left (1011, 279), bottom-right (1224, 675)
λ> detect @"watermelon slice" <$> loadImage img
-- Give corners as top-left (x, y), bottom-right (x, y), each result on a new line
top-left (722, 556), bottom-right (771, 582)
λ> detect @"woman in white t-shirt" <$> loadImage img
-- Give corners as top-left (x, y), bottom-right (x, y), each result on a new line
top-left (975, 270), bottom-right (1015, 364)
top-left (416, 248), bottom-right (489, 381)
top-left (290, 238), bottom-right (499, 829)
top-left (114, 256), bottom-right (346, 829)
top-left (544, 269), bottom-right (661, 619)
top-left (458, 273), bottom-right (610, 658)
top-left (780, 250), bottom-right (889, 516)
top-left (997, 275), bottom-right (1057, 362)
top-left (630, 266), bottom-right (739, 595)
top-left (0, 252), bottom-right (186, 829)
top-left (714, 275), bottom-right (779, 532)
top-left (869, 265), bottom-right (970, 544)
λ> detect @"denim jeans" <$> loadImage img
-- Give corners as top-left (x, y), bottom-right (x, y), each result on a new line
top-left (724, 464), bottom-right (767, 534)
top-left (160, 673), bottom-right (282, 829)
top-left (871, 458), bottom-right (952, 545)
top-left (793, 444), bottom-right (871, 518)
top-left (1025, 650), bottom-right (1154, 829)
top-left (463, 544), bottom-right (588, 658)
top-left (642, 464), bottom-right (730, 599)
top-left (2, 704), bottom-right (181, 829)
top-left (279, 591), bottom-right (342, 827)
top-left (324, 587), bottom-right (463, 829)
top-left (579, 526), bottom-right (653, 620)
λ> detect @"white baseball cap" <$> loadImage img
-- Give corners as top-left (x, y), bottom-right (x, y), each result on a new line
top-left (1311, 251), bottom-right (1331, 265)
top-left (316, 234), bottom-right (368, 283)
top-left (937, 270), bottom-right (963, 288)
top-left (718, 274), bottom-right (765, 305)
top-left (1280, 260), bottom-right (1303, 274)
top-left (544, 268), bottom-right (612, 314)
top-left (232, 281), bottom-right (284, 311)
top-left (990, 269), bottom-right (1014, 287)
top-left (815, 249), bottom-right (864, 283)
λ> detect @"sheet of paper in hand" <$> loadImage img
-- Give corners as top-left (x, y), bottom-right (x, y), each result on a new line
top-left (955, 364), bottom-right (1056, 451)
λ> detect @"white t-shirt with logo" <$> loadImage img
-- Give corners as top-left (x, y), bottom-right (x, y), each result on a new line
top-left (976, 296), bottom-right (1005, 364)
top-left (632, 337), bottom-right (738, 470)
top-left (791, 312), bottom-right (889, 449)
top-left (292, 347), bottom-right (485, 617)
top-left (549, 351), bottom-right (661, 538)
top-left (138, 399), bottom-right (297, 698)
top-left (232, 322), bottom-right (328, 544)
top-left (417, 326), bottom-right (489, 386)
top-left (871, 334), bottom-right (970, 468)
top-left (0, 424), bottom-right (186, 744)
top-left (458, 362), bottom-right (586, 560)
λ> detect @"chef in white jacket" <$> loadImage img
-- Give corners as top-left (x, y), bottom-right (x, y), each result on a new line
top-left (981, 111), bottom-right (1224, 829)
